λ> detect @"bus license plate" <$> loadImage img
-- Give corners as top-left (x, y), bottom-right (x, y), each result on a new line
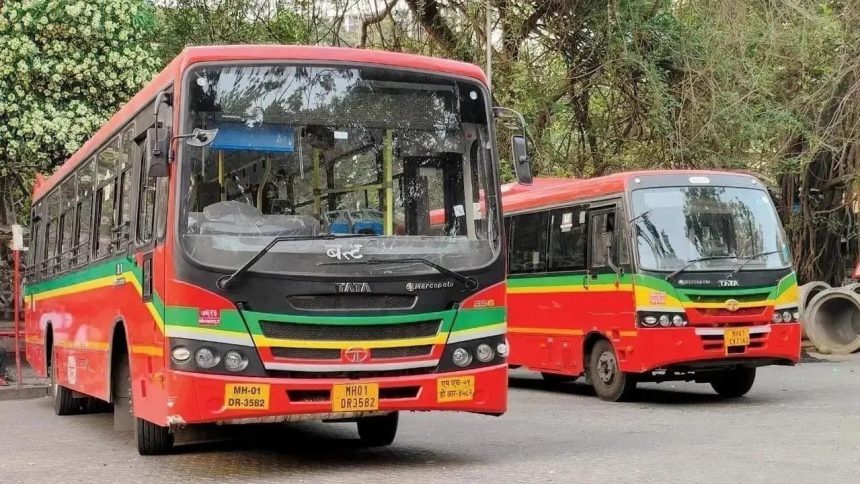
top-left (224, 383), bottom-right (270, 410)
top-left (724, 328), bottom-right (750, 350)
top-left (436, 376), bottom-right (475, 402)
top-left (332, 383), bottom-right (379, 412)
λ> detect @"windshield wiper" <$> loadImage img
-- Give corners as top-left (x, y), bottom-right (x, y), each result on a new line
top-left (727, 251), bottom-right (781, 277)
top-left (216, 234), bottom-right (374, 289)
top-left (320, 257), bottom-right (479, 291)
top-left (665, 255), bottom-right (739, 282)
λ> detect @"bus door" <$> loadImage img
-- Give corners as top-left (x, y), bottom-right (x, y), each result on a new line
top-left (402, 153), bottom-right (466, 236)
top-left (587, 201), bottom-right (631, 336)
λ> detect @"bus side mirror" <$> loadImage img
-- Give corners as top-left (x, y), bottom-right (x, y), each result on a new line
top-left (146, 127), bottom-right (169, 178)
top-left (511, 135), bottom-right (532, 185)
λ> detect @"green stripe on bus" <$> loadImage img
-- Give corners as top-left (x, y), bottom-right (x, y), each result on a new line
top-left (451, 307), bottom-right (506, 331)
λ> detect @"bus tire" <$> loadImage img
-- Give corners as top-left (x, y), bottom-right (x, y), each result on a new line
top-left (136, 417), bottom-right (175, 455)
top-left (357, 412), bottom-right (398, 446)
top-left (540, 372), bottom-right (578, 384)
top-left (709, 367), bottom-right (756, 398)
top-left (51, 350), bottom-right (83, 416)
top-left (588, 340), bottom-right (637, 402)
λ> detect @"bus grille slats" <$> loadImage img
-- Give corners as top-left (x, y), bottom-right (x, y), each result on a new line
top-left (259, 320), bottom-right (441, 341)
top-left (685, 292), bottom-right (771, 304)
top-left (271, 347), bottom-right (341, 360)
top-left (288, 294), bottom-right (417, 311)
top-left (372, 345), bottom-right (433, 359)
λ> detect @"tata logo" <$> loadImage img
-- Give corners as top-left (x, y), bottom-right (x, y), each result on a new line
top-left (725, 299), bottom-right (741, 312)
top-left (341, 347), bottom-right (370, 363)
top-left (719, 279), bottom-right (740, 287)
top-left (335, 282), bottom-right (371, 293)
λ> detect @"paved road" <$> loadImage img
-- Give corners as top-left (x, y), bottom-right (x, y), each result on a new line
top-left (1, 355), bottom-right (858, 483)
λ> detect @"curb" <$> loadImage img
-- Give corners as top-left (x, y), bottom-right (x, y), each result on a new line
top-left (0, 384), bottom-right (51, 401)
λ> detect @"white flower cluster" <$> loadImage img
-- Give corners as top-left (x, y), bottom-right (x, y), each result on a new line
top-left (0, 0), bottom-right (159, 176)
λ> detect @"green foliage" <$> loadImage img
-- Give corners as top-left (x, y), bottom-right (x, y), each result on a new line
top-left (154, 0), bottom-right (311, 64)
top-left (0, 0), bottom-right (159, 173)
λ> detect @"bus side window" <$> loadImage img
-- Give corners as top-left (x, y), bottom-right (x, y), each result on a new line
top-left (96, 136), bottom-right (121, 258)
top-left (59, 174), bottom-right (76, 272)
top-left (29, 205), bottom-right (41, 281)
top-left (75, 158), bottom-right (95, 267)
top-left (590, 211), bottom-right (609, 268)
top-left (548, 206), bottom-right (588, 272)
top-left (509, 212), bottom-right (548, 274)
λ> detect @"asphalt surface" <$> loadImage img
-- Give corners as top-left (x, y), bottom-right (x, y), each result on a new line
top-left (1, 355), bottom-right (858, 483)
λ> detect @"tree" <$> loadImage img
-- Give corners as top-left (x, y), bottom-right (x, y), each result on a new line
top-left (0, 0), bottom-right (160, 224)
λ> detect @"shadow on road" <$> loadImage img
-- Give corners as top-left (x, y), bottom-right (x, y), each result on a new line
top-left (509, 374), bottom-right (736, 405)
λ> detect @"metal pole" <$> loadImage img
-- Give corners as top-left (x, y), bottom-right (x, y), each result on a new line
top-left (486, 0), bottom-right (492, 88)
top-left (13, 248), bottom-right (22, 387)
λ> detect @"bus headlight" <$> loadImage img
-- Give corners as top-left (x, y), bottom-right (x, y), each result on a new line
top-left (171, 346), bottom-right (191, 363)
top-left (452, 348), bottom-right (472, 367)
top-left (658, 315), bottom-right (672, 327)
top-left (672, 315), bottom-right (686, 327)
top-left (782, 311), bottom-right (793, 323)
top-left (475, 344), bottom-right (495, 363)
top-left (641, 316), bottom-right (658, 327)
top-left (223, 350), bottom-right (248, 372)
top-left (497, 341), bottom-right (509, 357)
top-left (194, 347), bottom-right (219, 369)
top-left (772, 312), bottom-right (783, 323)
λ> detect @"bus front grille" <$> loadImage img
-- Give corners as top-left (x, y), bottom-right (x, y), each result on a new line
top-left (271, 347), bottom-right (341, 360)
top-left (259, 320), bottom-right (442, 341)
top-left (288, 294), bottom-right (417, 311)
top-left (270, 345), bottom-right (434, 360)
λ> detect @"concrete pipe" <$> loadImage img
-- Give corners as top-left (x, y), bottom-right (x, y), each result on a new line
top-left (798, 281), bottom-right (831, 339)
top-left (805, 288), bottom-right (860, 355)
top-left (841, 282), bottom-right (860, 294)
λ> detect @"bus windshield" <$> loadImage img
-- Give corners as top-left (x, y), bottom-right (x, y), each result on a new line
top-left (180, 64), bottom-right (499, 277)
top-left (630, 185), bottom-right (791, 272)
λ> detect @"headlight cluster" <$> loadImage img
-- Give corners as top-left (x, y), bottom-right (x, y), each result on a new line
top-left (772, 308), bottom-right (800, 323)
top-left (169, 338), bottom-right (263, 376)
top-left (438, 335), bottom-right (507, 372)
top-left (638, 311), bottom-right (687, 328)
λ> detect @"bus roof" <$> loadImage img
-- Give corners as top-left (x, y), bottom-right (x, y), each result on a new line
top-left (502, 170), bottom-right (761, 214)
top-left (33, 45), bottom-right (489, 202)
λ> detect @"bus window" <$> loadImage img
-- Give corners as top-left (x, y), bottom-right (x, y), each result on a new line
top-left (509, 212), bottom-right (548, 273)
top-left (548, 206), bottom-right (587, 271)
top-left (95, 182), bottom-right (115, 258)
top-left (75, 158), bottom-right (95, 266)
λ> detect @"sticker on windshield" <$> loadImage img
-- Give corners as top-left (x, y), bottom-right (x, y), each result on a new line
top-left (689, 176), bottom-right (710, 184)
top-left (454, 204), bottom-right (466, 217)
top-left (334, 130), bottom-right (348, 140)
top-left (326, 245), bottom-right (363, 261)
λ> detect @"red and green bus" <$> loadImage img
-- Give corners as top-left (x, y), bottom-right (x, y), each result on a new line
top-left (502, 172), bottom-right (801, 401)
top-left (23, 45), bottom-right (523, 454)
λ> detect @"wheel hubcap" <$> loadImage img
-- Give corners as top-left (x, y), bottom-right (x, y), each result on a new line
top-left (596, 351), bottom-right (617, 384)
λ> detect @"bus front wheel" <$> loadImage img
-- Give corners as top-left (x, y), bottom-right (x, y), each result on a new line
top-left (709, 367), bottom-right (756, 398)
top-left (588, 340), bottom-right (637, 402)
top-left (357, 412), bottom-right (398, 446)
top-left (136, 417), bottom-right (174, 456)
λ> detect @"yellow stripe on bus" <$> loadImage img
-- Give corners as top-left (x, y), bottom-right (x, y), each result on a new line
top-left (253, 333), bottom-right (448, 350)
top-left (55, 340), bottom-right (110, 352)
top-left (508, 327), bottom-right (585, 336)
top-left (131, 344), bottom-right (164, 357)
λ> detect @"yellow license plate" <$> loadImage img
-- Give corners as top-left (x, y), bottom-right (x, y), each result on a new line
top-left (436, 376), bottom-right (475, 402)
top-left (224, 383), bottom-right (270, 410)
top-left (332, 383), bottom-right (379, 412)
top-left (724, 327), bottom-right (750, 349)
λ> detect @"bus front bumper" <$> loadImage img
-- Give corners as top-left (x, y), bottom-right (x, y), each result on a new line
top-left (617, 323), bottom-right (801, 373)
top-left (163, 363), bottom-right (507, 426)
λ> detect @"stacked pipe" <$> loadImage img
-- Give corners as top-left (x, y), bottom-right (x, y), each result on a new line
top-left (802, 282), bottom-right (860, 355)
